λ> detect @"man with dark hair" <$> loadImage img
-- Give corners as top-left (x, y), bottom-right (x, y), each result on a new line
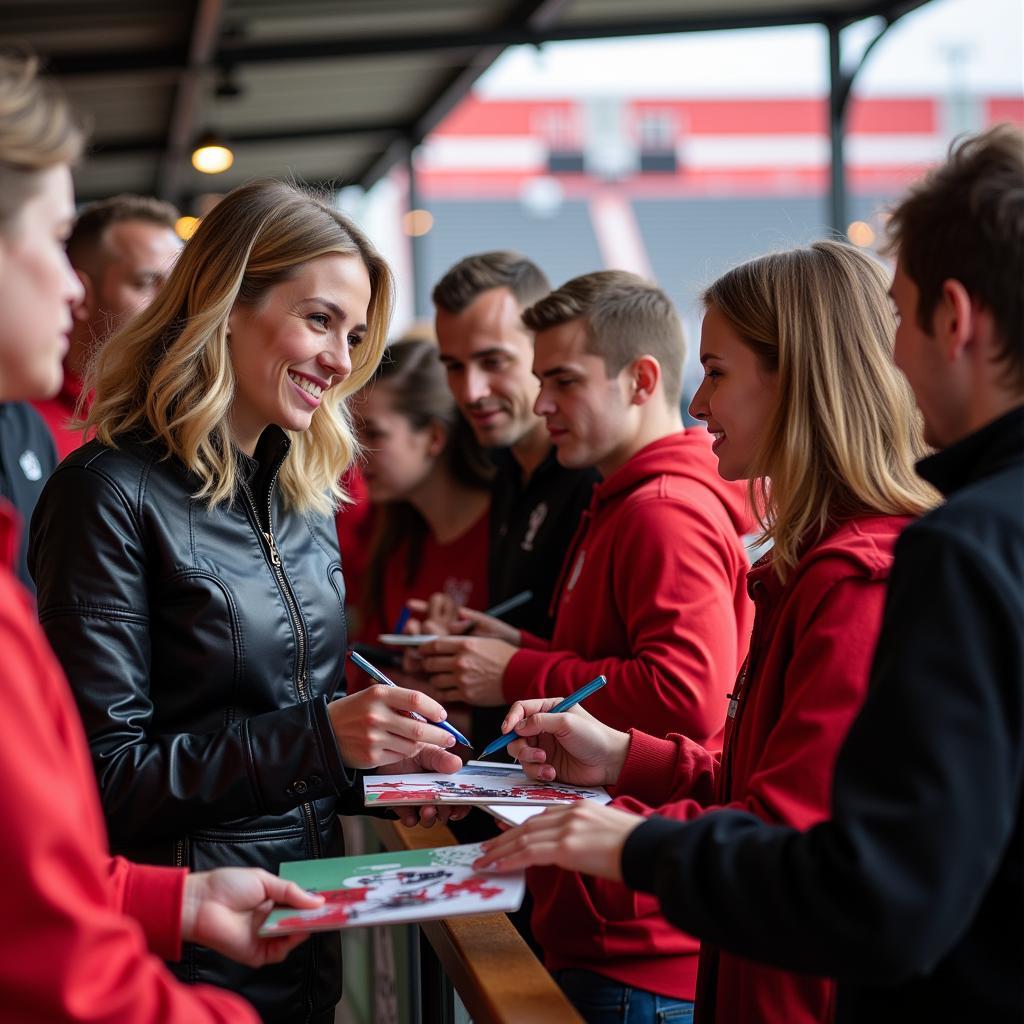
top-left (32, 193), bottom-right (181, 457)
top-left (477, 125), bottom-right (1024, 1022)
top-left (417, 252), bottom-right (600, 742)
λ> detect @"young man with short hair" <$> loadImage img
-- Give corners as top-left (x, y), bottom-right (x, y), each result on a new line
top-left (423, 271), bottom-right (756, 1017)
top-left (32, 193), bottom-right (181, 457)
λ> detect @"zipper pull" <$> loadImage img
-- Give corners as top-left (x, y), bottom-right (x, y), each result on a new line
top-left (263, 530), bottom-right (281, 566)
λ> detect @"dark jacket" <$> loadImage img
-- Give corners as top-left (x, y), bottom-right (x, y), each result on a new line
top-left (623, 405), bottom-right (1024, 1022)
top-left (0, 401), bottom-right (57, 592)
top-left (29, 426), bottom-right (362, 1024)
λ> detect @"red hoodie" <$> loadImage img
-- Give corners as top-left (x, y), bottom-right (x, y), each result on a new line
top-left (614, 514), bottom-right (914, 1021)
top-left (503, 429), bottom-right (754, 745)
top-left (505, 429), bottom-right (755, 999)
top-left (0, 499), bottom-right (256, 1023)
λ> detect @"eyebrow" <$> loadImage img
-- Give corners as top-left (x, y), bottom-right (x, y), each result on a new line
top-left (699, 352), bottom-right (722, 365)
top-left (304, 296), bottom-right (367, 333)
top-left (536, 364), bottom-right (581, 380)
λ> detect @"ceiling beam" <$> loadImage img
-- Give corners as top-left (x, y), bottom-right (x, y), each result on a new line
top-left (45, 0), bottom-right (934, 77)
top-left (156, 0), bottom-right (225, 203)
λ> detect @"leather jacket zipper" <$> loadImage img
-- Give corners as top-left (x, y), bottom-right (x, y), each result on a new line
top-left (242, 472), bottom-right (322, 861)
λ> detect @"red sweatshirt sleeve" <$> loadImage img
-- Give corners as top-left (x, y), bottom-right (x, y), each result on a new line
top-left (0, 573), bottom-right (258, 1024)
top-left (616, 575), bottom-right (883, 828)
top-left (502, 497), bottom-right (741, 743)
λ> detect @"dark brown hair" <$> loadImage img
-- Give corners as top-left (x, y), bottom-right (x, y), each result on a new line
top-left (886, 124), bottom-right (1024, 389)
top-left (361, 338), bottom-right (493, 622)
top-left (431, 250), bottom-right (550, 314)
top-left (522, 269), bottom-right (685, 405)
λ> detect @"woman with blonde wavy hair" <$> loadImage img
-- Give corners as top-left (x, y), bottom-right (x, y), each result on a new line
top-left (471, 240), bottom-right (937, 1024)
top-left (29, 178), bottom-right (463, 1024)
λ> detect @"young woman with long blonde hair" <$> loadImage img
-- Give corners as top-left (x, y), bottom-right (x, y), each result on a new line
top-left (29, 178), bottom-right (463, 1023)
top-left (474, 241), bottom-right (937, 1024)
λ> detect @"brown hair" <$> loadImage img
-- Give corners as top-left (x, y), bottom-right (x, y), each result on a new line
top-left (360, 338), bottom-right (493, 622)
top-left (66, 193), bottom-right (180, 270)
top-left (523, 269), bottom-right (685, 405)
top-left (0, 53), bottom-right (83, 229)
top-left (703, 241), bottom-right (937, 580)
top-left (886, 124), bottom-right (1024, 389)
top-left (432, 251), bottom-right (550, 314)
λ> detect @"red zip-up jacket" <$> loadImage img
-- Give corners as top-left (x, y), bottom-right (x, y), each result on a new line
top-left (503, 429), bottom-right (754, 744)
top-left (506, 430), bottom-right (755, 999)
top-left (613, 515), bottom-right (913, 1021)
top-left (0, 498), bottom-right (256, 1023)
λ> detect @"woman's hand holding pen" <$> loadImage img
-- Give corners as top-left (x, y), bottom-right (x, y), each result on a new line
top-left (327, 685), bottom-right (462, 770)
top-left (503, 699), bottom-right (631, 788)
top-left (472, 801), bottom-right (645, 881)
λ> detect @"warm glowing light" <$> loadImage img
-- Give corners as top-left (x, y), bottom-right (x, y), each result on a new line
top-left (174, 215), bottom-right (200, 240)
top-left (847, 220), bottom-right (876, 247)
top-left (402, 209), bottom-right (434, 237)
top-left (191, 136), bottom-right (234, 174)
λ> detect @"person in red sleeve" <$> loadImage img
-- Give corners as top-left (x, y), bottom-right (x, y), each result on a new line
top-left (419, 270), bottom-right (755, 1019)
top-left (474, 242), bottom-right (938, 1023)
top-left (0, 52), bottom-right (334, 1022)
top-left (31, 193), bottom-right (181, 459)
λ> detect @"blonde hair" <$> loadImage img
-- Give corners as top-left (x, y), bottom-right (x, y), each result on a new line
top-left (85, 179), bottom-right (394, 515)
top-left (523, 270), bottom-right (685, 405)
top-left (0, 52), bottom-right (83, 228)
top-left (703, 240), bottom-right (937, 579)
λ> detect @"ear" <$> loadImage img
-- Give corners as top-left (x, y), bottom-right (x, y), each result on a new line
top-left (71, 269), bottom-right (94, 324)
top-left (425, 419), bottom-right (447, 458)
top-left (628, 355), bottom-right (661, 406)
top-left (934, 278), bottom-right (975, 362)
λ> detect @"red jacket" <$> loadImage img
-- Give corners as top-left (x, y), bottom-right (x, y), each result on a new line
top-left (510, 430), bottom-right (755, 998)
top-left (0, 499), bottom-right (256, 1023)
top-left (614, 515), bottom-right (913, 1022)
top-left (504, 429), bottom-right (753, 743)
top-left (31, 368), bottom-right (89, 461)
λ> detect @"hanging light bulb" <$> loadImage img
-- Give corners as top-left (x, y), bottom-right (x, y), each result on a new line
top-left (191, 132), bottom-right (234, 174)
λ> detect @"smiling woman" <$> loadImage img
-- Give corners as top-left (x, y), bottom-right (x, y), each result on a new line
top-left (27, 179), bottom-right (466, 1024)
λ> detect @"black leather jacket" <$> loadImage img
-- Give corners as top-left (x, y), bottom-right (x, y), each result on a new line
top-left (29, 426), bottom-right (361, 1024)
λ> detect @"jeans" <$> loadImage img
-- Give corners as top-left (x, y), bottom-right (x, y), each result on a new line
top-left (553, 968), bottom-right (695, 1024)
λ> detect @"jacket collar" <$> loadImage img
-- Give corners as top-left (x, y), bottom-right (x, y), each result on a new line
top-left (915, 405), bottom-right (1024, 498)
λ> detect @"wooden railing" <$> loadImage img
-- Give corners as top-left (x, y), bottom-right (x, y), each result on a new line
top-left (374, 819), bottom-right (584, 1024)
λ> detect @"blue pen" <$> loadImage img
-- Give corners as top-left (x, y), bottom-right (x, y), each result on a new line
top-left (392, 606), bottom-right (412, 635)
top-left (347, 649), bottom-right (472, 748)
top-left (479, 674), bottom-right (608, 758)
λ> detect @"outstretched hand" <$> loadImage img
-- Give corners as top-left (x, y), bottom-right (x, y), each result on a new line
top-left (181, 867), bottom-right (324, 967)
top-left (501, 698), bottom-right (631, 787)
top-left (472, 802), bottom-right (645, 881)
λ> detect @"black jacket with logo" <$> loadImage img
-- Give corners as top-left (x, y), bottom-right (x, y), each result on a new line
top-left (0, 401), bottom-right (57, 591)
top-left (29, 426), bottom-right (361, 1024)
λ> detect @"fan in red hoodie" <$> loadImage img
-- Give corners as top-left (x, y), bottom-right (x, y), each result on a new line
top-left (419, 271), bottom-right (755, 1017)
top-left (473, 243), bottom-right (938, 1024)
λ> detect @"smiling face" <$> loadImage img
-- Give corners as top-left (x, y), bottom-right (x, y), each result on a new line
top-left (0, 164), bottom-right (84, 402)
top-left (689, 304), bottom-right (779, 481)
top-left (435, 286), bottom-right (542, 450)
top-left (532, 317), bottom-right (636, 477)
top-left (227, 252), bottom-right (371, 454)
top-left (356, 382), bottom-right (439, 502)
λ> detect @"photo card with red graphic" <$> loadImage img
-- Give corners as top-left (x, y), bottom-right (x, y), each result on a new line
top-left (363, 763), bottom-right (608, 808)
top-left (259, 843), bottom-right (524, 936)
